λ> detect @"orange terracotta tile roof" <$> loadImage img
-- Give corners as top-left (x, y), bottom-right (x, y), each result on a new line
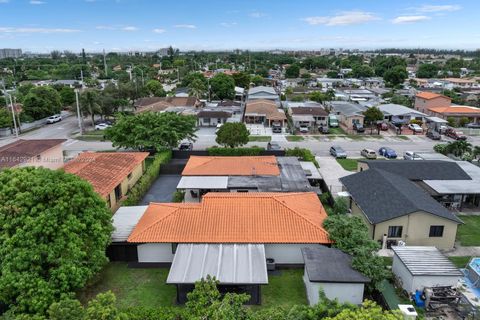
top-left (64, 152), bottom-right (149, 198)
top-left (415, 91), bottom-right (450, 100)
top-left (182, 156), bottom-right (280, 176)
top-left (428, 105), bottom-right (480, 114)
top-left (128, 192), bottom-right (330, 244)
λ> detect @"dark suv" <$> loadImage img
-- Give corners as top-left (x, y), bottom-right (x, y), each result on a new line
top-left (353, 122), bottom-right (365, 133)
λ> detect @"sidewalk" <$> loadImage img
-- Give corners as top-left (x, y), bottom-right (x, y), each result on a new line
top-left (442, 242), bottom-right (480, 257)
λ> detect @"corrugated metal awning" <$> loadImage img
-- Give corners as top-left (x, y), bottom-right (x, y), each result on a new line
top-left (167, 243), bottom-right (269, 284)
top-left (112, 206), bottom-right (148, 242)
top-left (177, 176), bottom-right (229, 189)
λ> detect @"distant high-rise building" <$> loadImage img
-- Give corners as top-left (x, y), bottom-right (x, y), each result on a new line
top-left (0, 49), bottom-right (22, 59)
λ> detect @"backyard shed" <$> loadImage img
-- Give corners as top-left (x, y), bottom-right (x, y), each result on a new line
top-left (392, 246), bottom-right (463, 294)
top-left (302, 246), bottom-right (370, 305)
top-left (167, 243), bottom-right (268, 304)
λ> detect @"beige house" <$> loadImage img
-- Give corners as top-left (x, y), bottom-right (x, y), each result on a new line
top-left (341, 161), bottom-right (463, 250)
top-left (64, 152), bottom-right (149, 211)
top-left (0, 139), bottom-right (66, 170)
top-left (414, 92), bottom-right (451, 114)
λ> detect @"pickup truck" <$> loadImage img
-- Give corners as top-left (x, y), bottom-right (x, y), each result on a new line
top-left (445, 128), bottom-right (467, 140)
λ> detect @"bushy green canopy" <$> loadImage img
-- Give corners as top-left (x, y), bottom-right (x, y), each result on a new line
top-left (0, 167), bottom-right (113, 315)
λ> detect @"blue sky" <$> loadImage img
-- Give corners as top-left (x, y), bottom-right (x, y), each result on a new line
top-left (0, 0), bottom-right (478, 52)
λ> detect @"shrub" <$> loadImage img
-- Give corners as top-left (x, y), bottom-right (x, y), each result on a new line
top-left (207, 146), bottom-right (264, 156)
top-left (122, 151), bottom-right (172, 206)
top-left (172, 190), bottom-right (185, 203)
top-left (285, 147), bottom-right (319, 167)
top-left (409, 119), bottom-right (422, 125)
top-left (433, 143), bottom-right (449, 155)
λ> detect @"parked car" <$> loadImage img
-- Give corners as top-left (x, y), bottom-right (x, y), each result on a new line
top-left (272, 123), bottom-right (282, 133)
top-left (445, 128), bottom-right (467, 140)
top-left (353, 122), bottom-right (365, 133)
top-left (403, 151), bottom-right (422, 160)
top-left (466, 122), bottom-right (480, 129)
top-left (179, 142), bottom-right (193, 151)
top-left (267, 142), bottom-right (282, 150)
top-left (378, 147), bottom-right (397, 159)
top-left (46, 114), bottom-right (62, 124)
top-left (361, 148), bottom-right (377, 159)
top-left (299, 125), bottom-right (309, 133)
top-left (379, 123), bottom-right (389, 131)
top-left (328, 115), bottom-right (339, 128)
top-left (330, 146), bottom-right (347, 159)
top-left (95, 123), bottom-right (111, 130)
top-left (215, 123), bottom-right (223, 133)
top-left (408, 123), bottom-right (423, 133)
top-left (426, 130), bottom-right (441, 140)
top-left (318, 126), bottom-right (329, 134)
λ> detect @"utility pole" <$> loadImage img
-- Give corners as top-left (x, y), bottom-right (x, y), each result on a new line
top-left (103, 49), bottom-right (108, 76)
top-left (1, 78), bottom-right (18, 137)
top-left (74, 88), bottom-right (84, 134)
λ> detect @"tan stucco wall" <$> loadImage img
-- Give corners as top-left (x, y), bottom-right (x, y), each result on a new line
top-left (356, 162), bottom-right (370, 172)
top-left (19, 145), bottom-right (64, 170)
top-left (350, 201), bottom-right (458, 249)
top-left (105, 161), bottom-right (145, 211)
top-left (343, 115), bottom-right (364, 130)
top-left (414, 96), bottom-right (450, 114)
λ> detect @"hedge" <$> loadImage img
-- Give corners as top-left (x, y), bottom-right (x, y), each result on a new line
top-left (285, 147), bottom-right (319, 167)
top-left (122, 151), bottom-right (172, 206)
top-left (172, 190), bottom-right (185, 203)
top-left (207, 146), bottom-right (264, 156)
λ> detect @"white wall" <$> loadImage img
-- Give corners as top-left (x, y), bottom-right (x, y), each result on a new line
top-left (392, 255), bottom-right (460, 293)
top-left (303, 271), bottom-right (365, 305)
top-left (137, 243), bottom-right (175, 263)
top-left (264, 244), bottom-right (321, 264)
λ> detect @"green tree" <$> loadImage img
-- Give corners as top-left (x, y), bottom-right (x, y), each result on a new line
top-left (23, 86), bottom-right (62, 120)
top-left (363, 107), bottom-right (384, 127)
top-left (48, 298), bottom-right (85, 320)
top-left (0, 167), bottom-right (112, 315)
top-left (351, 64), bottom-right (374, 78)
top-left (145, 80), bottom-right (166, 97)
top-left (372, 56), bottom-right (406, 77)
top-left (188, 79), bottom-right (207, 99)
top-left (285, 64), bottom-right (300, 78)
top-left (473, 146), bottom-right (480, 162)
top-left (325, 300), bottom-right (402, 320)
top-left (459, 117), bottom-right (469, 127)
top-left (80, 90), bottom-right (101, 128)
top-left (389, 95), bottom-right (412, 108)
top-left (232, 72), bottom-right (251, 89)
top-left (181, 72), bottom-right (207, 88)
top-left (59, 86), bottom-right (76, 106)
top-left (383, 65), bottom-right (408, 87)
top-left (448, 140), bottom-right (473, 157)
top-left (84, 291), bottom-right (127, 320)
top-left (447, 116), bottom-right (457, 127)
top-left (0, 107), bottom-right (12, 128)
top-left (105, 112), bottom-right (197, 151)
top-left (417, 63), bottom-right (439, 78)
top-left (210, 73), bottom-right (235, 100)
top-left (250, 75), bottom-right (264, 86)
top-left (215, 122), bottom-right (250, 148)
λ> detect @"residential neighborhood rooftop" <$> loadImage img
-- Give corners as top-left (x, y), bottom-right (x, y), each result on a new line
top-left (127, 192), bottom-right (330, 244)
top-left (416, 91), bottom-right (449, 100)
top-left (182, 155), bottom-right (280, 176)
top-left (63, 152), bottom-right (149, 197)
top-left (0, 139), bottom-right (66, 168)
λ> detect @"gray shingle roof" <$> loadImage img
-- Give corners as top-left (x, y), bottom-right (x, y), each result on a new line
top-left (340, 169), bottom-right (462, 224)
top-left (302, 246), bottom-right (370, 283)
top-left (360, 160), bottom-right (471, 181)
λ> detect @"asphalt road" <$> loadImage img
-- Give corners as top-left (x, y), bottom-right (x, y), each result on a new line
top-left (2, 120), bottom-right (479, 158)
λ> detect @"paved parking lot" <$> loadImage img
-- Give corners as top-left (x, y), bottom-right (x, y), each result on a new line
top-left (140, 174), bottom-right (181, 204)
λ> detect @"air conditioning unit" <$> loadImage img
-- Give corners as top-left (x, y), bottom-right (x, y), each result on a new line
top-left (398, 304), bottom-right (417, 320)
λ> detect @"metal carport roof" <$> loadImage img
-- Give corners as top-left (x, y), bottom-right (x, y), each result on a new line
top-left (177, 176), bottom-right (229, 189)
top-left (167, 243), bottom-right (269, 284)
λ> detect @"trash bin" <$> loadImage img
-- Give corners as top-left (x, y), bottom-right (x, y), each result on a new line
top-left (266, 258), bottom-right (276, 271)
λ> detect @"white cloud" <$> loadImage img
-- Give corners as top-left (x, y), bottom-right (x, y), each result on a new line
top-left (220, 22), bottom-right (237, 27)
top-left (122, 26), bottom-right (139, 31)
top-left (0, 27), bottom-right (80, 33)
top-left (174, 24), bottom-right (196, 29)
top-left (30, 0), bottom-right (45, 4)
top-left (392, 15), bottom-right (431, 24)
top-left (95, 25), bottom-right (115, 30)
top-left (416, 4), bottom-right (461, 12)
top-left (303, 11), bottom-right (380, 26)
top-left (152, 28), bottom-right (166, 33)
top-left (249, 11), bottom-right (265, 18)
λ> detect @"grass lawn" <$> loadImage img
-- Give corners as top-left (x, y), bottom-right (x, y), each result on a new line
top-left (286, 135), bottom-right (305, 142)
top-left (395, 135), bottom-right (410, 141)
top-left (76, 130), bottom-right (109, 141)
top-left (77, 263), bottom-right (176, 309)
top-left (457, 215), bottom-right (480, 246)
top-left (249, 135), bottom-right (272, 142)
top-left (258, 269), bottom-right (307, 309)
top-left (328, 127), bottom-right (345, 135)
top-left (336, 158), bottom-right (358, 171)
top-left (448, 256), bottom-right (472, 268)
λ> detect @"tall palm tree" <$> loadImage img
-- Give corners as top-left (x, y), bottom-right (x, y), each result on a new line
top-left (80, 90), bottom-right (101, 129)
top-left (447, 140), bottom-right (472, 157)
top-left (188, 79), bottom-right (207, 99)
top-left (473, 146), bottom-right (480, 162)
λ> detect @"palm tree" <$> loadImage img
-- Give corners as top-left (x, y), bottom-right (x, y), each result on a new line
top-left (188, 79), bottom-right (207, 99)
top-left (447, 140), bottom-right (472, 157)
top-left (80, 90), bottom-right (101, 129)
top-left (473, 146), bottom-right (480, 162)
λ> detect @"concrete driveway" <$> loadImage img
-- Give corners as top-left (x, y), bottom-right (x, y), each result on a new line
top-left (140, 174), bottom-right (181, 204)
top-left (316, 156), bottom-right (354, 196)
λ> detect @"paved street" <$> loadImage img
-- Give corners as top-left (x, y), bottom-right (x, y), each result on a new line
top-left (2, 120), bottom-right (480, 158)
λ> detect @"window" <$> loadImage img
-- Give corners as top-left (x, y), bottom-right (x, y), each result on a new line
top-left (388, 226), bottom-right (403, 238)
top-left (204, 118), bottom-right (211, 124)
top-left (114, 185), bottom-right (122, 201)
top-left (429, 225), bottom-right (444, 237)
